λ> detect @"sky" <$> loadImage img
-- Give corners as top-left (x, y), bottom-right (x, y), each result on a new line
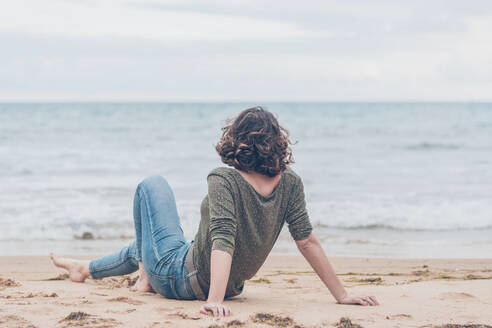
top-left (1, 0), bottom-right (492, 102)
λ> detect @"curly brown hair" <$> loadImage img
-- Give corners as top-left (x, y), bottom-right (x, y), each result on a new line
top-left (215, 106), bottom-right (295, 177)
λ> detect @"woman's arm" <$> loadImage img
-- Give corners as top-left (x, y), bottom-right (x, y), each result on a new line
top-left (202, 173), bottom-right (237, 317)
top-left (199, 249), bottom-right (233, 317)
top-left (296, 233), bottom-right (379, 306)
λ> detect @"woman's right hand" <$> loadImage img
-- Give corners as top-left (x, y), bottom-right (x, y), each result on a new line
top-left (199, 301), bottom-right (232, 317)
top-left (337, 294), bottom-right (379, 306)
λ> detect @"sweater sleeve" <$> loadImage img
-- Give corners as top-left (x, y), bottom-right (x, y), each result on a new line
top-left (285, 176), bottom-right (313, 241)
top-left (207, 173), bottom-right (237, 256)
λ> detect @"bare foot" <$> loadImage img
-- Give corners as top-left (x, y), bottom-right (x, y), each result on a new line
top-left (130, 262), bottom-right (154, 293)
top-left (50, 253), bottom-right (90, 283)
top-left (130, 276), bottom-right (154, 293)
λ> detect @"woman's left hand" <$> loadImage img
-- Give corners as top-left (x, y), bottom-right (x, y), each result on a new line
top-left (337, 294), bottom-right (379, 306)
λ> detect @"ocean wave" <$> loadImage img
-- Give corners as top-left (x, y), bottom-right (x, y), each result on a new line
top-left (307, 198), bottom-right (492, 232)
top-left (403, 142), bottom-right (463, 150)
top-left (312, 223), bottom-right (492, 232)
top-left (2, 192), bottom-right (492, 241)
top-left (2, 212), bottom-right (491, 243)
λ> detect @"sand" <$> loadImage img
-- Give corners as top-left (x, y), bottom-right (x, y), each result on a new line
top-left (1, 255), bottom-right (491, 328)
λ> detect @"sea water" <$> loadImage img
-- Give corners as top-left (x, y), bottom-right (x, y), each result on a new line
top-left (1, 102), bottom-right (491, 258)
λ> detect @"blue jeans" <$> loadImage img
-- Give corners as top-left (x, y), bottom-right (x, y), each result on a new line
top-left (89, 176), bottom-right (197, 300)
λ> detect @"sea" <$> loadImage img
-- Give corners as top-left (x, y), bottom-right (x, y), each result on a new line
top-left (1, 102), bottom-right (491, 258)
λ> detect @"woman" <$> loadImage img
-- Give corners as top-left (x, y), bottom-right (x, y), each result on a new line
top-left (50, 106), bottom-right (379, 317)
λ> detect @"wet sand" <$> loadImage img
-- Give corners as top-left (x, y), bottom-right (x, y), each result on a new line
top-left (1, 256), bottom-right (491, 327)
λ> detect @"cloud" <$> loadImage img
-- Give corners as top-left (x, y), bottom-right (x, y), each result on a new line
top-left (0, 0), bottom-right (492, 101)
top-left (0, 0), bottom-right (323, 41)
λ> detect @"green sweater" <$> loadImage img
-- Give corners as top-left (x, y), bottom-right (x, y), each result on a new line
top-left (190, 166), bottom-right (313, 298)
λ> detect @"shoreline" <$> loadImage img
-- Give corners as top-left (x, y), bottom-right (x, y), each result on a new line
top-left (1, 256), bottom-right (492, 327)
top-left (3, 235), bottom-right (492, 259)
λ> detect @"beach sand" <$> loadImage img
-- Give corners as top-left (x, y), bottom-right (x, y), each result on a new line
top-left (1, 256), bottom-right (491, 328)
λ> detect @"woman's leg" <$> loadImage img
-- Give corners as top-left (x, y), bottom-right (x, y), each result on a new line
top-left (50, 175), bottom-right (186, 291)
top-left (126, 175), bottom-right (188, 293)
top-left (131, 175), bottom-right (189, 298)
top-left (50, 240), bottom-right (140, 283)
top-left (88, 240), bottom-right (140, 278)
top-left (87, 174), bottom-right (185, 283)
top-left (132, 175), bottom-right (187, 272)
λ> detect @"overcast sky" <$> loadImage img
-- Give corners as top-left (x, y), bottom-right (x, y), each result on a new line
top-left (1, 0), bottom-right (492, 102)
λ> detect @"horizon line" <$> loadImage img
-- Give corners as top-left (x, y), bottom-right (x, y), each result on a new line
top-left (1, 100), bottom-right (492, 104)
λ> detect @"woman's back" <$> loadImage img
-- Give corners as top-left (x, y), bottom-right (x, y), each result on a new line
top-left (236, 168), bottom-right (283, 198)
top-left (191, 166), bottom-right (312, 298)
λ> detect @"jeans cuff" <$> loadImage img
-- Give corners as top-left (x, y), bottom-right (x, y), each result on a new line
top-left (88, 260), bottom-right (98, 279)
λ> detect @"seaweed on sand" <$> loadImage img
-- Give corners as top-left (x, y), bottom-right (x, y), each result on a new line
top-left (335, 317), bottom-right (364, 328)
top-left (249, 277), bottom-right (271, 284)
top-left (251, 313), bottom-right (299, 327)
top-left (344, 277), bottom-right (383, 284)
top-left (58, 311), bottom-right (119, 327)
